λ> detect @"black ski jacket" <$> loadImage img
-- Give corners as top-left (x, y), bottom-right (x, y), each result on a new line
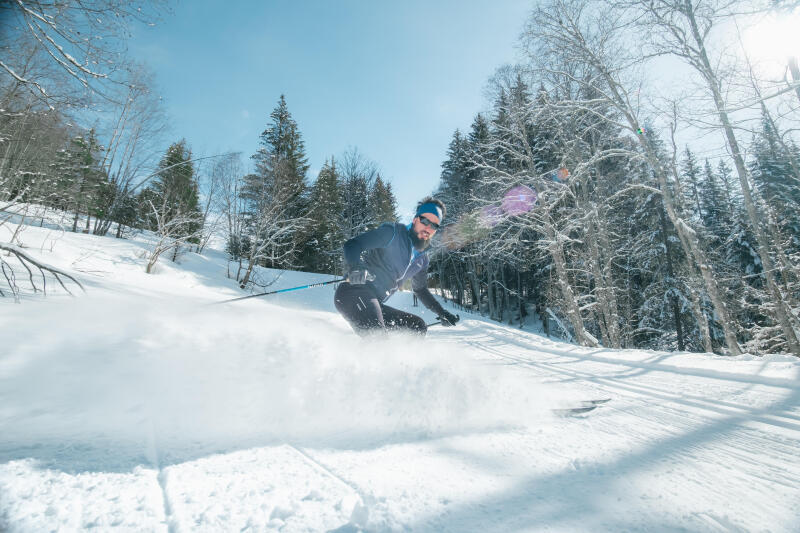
top-left (343, 222), bottom-right (446, 315)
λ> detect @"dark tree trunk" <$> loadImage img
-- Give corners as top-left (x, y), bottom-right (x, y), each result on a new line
top-left (659, 206), bottom-right (685, 351)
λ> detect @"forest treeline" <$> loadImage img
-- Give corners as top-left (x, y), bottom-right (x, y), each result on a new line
top-left (428, 0), bottom-right (800, 356)
top-left (0, 2), bottom-right (397, 288)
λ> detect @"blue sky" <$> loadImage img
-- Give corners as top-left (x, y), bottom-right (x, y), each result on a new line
top-left (128, 0), bottom-right (531, 219)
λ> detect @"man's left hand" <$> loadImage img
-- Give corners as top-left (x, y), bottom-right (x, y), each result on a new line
top-left (439, 311), bottom-right (460, 327)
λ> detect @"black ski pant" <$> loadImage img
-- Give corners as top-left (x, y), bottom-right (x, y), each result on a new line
top-left (334, 282), bottom-right (427, 336)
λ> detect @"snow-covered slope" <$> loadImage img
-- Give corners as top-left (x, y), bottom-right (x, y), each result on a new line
top-left (1, 223), bottom-right (799, 532)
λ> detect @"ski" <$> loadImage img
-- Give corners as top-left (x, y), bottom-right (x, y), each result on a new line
top-left (552, 398), bottom-right (611, 417)
top-left (584, 398), bottom-right (611, 405)
top-left (553, 405), bottom-right (598, 416)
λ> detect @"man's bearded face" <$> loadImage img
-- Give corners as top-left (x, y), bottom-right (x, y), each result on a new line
top-left (410, 213), bottom-right (440, 250)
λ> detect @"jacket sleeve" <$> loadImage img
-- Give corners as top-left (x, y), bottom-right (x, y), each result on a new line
top-left (343, 224), bottom-right (396, 270)
top-left (412, 266), bottom-right (447, 316)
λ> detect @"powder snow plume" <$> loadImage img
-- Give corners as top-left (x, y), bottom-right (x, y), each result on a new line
top-left (1, 294), bottom-right (559, 467)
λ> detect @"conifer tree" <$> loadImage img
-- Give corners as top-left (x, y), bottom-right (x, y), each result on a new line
top-left (490, 89), bottom-right (514, 175)
top-left (136, 140), bottom-right (202, 272)
top-left (465, 113), bottom-right (491, 209)
top-left (530, 85), bottom-right (561, 174)
top-left (440, 130), bottom-right (468, 192)
top-left (716, 160), bottom-right (737, 222)
top-left (680, 147), bottom-right (703, 220)
top-left (141, 139), bottom-right (201, 242)
top-left (251, 95), bottom-right (310, 208)
top-left (243, 95), bottom-right (311, 269)
top-left (302, 158), bottom-right (344, 273)
top-left (50, 129), bottom-right (107, 232)
top-left (368, 174), bottom-right (398, 227)
top-left (700, 159), bottom-right (729, 238)
top-left (750, 116), bottom-right (800, 251)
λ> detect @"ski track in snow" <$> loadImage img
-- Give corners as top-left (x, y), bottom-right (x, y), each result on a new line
top-left (1, 221), bottom-right (800, 532)
top-left (441, 326), bottom-right (800, 531)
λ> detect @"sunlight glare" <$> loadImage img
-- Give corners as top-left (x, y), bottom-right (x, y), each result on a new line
top-left (742, 9), bottom-right (800, 67)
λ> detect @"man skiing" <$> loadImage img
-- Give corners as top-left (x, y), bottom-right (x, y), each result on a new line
top-left (334, 196), bottom-right (459, 336)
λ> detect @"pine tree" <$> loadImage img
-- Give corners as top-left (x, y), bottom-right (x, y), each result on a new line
top-left (680, 147), bottom-right (703, 220)
top-left (50, 129), bottom-right (107, 232)
top-left (368, 174), bottom-right (397, 227)
top-left (716, 160), bottom-right (737, 221)
top-left (303, 159), bottom-right (344, 273)
top-left (749, 115), bottom-right (800, 251)
top-left (530, 84), bottom-right (561, 174)
top-left (110, 191), bottom-right (139, 238)
top-left (506, 73), bottom-right (534, 174)
top-left (699, 159), bottom-right (729, 238)
top-left (465, 113), bottom-right (491, 206)
top-left (490, 89), bottom-right (515, 175)
top-left (141, 139), bottom-right (201, 242)
top-left (439, 130), bottom-right (468, 207)
top-left (243, 95), bottom-right (311, 269)
top-left (252, 95), bottom-right (310, 206)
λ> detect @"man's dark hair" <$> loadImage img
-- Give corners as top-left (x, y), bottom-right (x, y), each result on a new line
top-left (416, 196), bottom-right (446, 220)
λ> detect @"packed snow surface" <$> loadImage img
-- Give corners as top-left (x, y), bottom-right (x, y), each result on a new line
top-left (1, 222), bottom-right (799, 532)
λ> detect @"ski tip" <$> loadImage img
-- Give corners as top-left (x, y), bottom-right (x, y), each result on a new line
top-left (584, 398), bottom-right (612, 405)
top-left (552, 405), bottom-right (598, 416)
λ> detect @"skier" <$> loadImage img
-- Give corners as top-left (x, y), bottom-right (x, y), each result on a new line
top-left (334, 196), bottom-right (459, 336)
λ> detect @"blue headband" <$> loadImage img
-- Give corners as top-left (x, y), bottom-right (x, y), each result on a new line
top-left (416, 202), bottom-right (443, 220)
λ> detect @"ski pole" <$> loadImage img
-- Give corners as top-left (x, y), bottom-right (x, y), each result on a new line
top-left (213, 278), bottom-right (345, 304)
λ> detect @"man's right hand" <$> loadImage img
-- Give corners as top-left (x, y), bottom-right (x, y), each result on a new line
top-left (439, 311), bottom-right (460, 327)
top-left (347, 269), bottom-right (374, 284)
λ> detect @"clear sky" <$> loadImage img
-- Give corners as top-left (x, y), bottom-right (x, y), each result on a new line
top-left (128, 0), bottom-right (532, 219)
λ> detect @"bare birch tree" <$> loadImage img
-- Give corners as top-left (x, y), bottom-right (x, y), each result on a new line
top-left (339, 147), bottom-right (379, 238)
top-left (143, 199), bottom-right (203, 274)
top-left (623, 0), bottom-right (799, 354)
top-left (95, 66), bottom-right (168, 237)
top-left (237, 195), bottom-right (306, 289)
top-left (464, 69), bottom-right (610, 346)
top-left (1, 0), bottom-right (167, 108)
top-left (523, 0), bottom-right (744, 353)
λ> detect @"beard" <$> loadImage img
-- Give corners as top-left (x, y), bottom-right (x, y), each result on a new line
top-left (409, 226), bottom-right (431, 251)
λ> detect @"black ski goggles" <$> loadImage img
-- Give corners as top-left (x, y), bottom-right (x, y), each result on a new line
top-left (418, 215), bottom-right (440, 230)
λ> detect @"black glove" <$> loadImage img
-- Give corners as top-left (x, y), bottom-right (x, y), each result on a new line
top-left (439, 311), bottom-right (459, 327)
top-left (347, 269), bottom-right (374, 284)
